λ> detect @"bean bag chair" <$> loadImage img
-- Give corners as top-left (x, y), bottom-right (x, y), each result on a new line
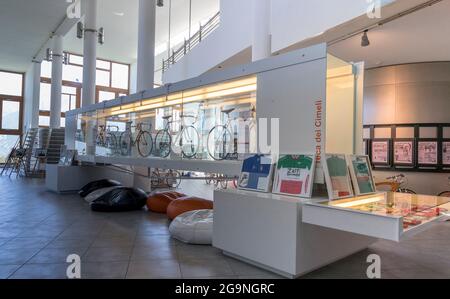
top-left (146, 192), bottom-right (186, 214)
top-left (79, 179), bottom-right (122, 198)
top-left (90, 187), bottom-right (148, 212)
top-left (85, 186), bottom-right (123, 204)
top-left (169, 210), bottom-right (214, 245)
top-left (167, 197), bottom-right (213, 220)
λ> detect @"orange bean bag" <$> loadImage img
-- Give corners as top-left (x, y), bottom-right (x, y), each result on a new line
top-left (167, 197), bottom-right (213, 220)
top-left (147, 192), bottom-right (186, 213)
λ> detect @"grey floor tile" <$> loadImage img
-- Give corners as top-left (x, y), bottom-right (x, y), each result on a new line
top-left (27, 247), bottom-right (88, 264)
top-left (9, 264), bottom-right (68, 279)
top-left (0, 248), bottom-right (41, 265)
top-left (45, 238), bottom-right (94, 250)
top-left (90, 236), bottom-right (135, 248)
top-left (227, 258), bottom-right (281, 277)
top-left (84, 246), bottom-right (133, 262)
top-left (2, 237), bottom-right (52, 250)
top-left (127, 260), bottom-right (181, 279)
top-left (179, 259), bottom-right (235, 278)
top-left (177, 245), bottom-right (224, 261)
top-left (82, 262), bottom-right (129, 279)
top-left (131, 246), bottom-right (178, 261)
top-left (0, 265), bottom-right (21, 279)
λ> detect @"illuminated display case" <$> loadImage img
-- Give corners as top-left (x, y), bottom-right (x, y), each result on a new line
top-left (303, 192), bottom-right (450, 241)
top-left (73, 76), bottom-right (257, 161)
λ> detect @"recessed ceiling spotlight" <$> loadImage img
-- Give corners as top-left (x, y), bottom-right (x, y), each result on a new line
top-left (114, 12), bottom-right (125, 17)
top-left (361, 30), bottom-right (370, 47)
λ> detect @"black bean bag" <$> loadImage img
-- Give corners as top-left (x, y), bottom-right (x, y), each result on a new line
top-left (79, 179), bottom-right (122, 198)
top-left (90, 187), bottom-right (148, 212)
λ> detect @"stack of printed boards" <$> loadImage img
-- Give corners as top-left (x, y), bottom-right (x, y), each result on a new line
top-left (237, 154), bottom-right (377, 200)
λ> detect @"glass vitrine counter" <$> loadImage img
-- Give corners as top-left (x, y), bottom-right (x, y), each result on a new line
top-left (303, 193), bottom-right (450, 242)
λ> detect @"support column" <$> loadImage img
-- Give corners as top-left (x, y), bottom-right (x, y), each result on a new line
top-left (137, 0), bottom-right (156, 91)
top-left (252, 0), bottom-right (271, 62)
top-left (82, 0), bottom-right (98, 107)
top-left (31, 61), bottom-right (41, 129)
top-left (49, 35), bottom-right (63, 129)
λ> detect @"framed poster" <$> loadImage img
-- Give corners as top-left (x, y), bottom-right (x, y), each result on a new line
top-left (323, 154), bottom-right (354, 200)
top-left (273, 154), bottom-right (316, 198)
top-left (418, 140), bottom-right (438, 166)
top-left (443, 141), bottom-right (450, 166)
top-left (347, 155), bottom-right (376, 196)
top-left (238, 154), bottom-right (275, 193)
top-left (393, 139), bottom-right (415, 166)
top-left (371, 140), bottom-right (391, 166)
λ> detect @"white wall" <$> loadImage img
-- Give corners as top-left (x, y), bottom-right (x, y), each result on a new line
top-left (129, 62), bottom-right (138, 94)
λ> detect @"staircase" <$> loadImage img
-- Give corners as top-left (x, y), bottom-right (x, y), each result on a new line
top-left (46, 128), bottom-right (65, 164)
top-left (23, 128), bottom-right (39, 173)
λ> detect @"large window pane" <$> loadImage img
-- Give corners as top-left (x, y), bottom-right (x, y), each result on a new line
top-left (41, 61), bottom-right (52, 78)
top-left (0, 71), bottom-right (22, 96)
top-left (97, 60), bottom-right (110, 70)
top-left (98, 91), bottom-right (116, 102)
top-left (63, 64), bottom-right (83, 83)
top-left (1, 101), bottom-right (20, 130)
top-left (0, 134), bottom-right (20, 163)
top-left (39, 82), bottom-right (51, 111)
top-left (39, 115), bottom-right (49, 127)
top-left (69, 54), bottom-right (83, 65)
top-left (62, 86), bottom-right (76, 94)
top-left (61, 94), bottom-right (71, 112)
top-left (96, 70), bottom-right (110, 87)
top-left (111, 63), bottom-right (129, 89)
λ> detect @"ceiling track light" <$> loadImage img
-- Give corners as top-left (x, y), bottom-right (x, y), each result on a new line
top-left (46, 48), bottom-right (53, 62)
top-left (157, 0), bottom-right (164, 7)
top-left (98, 27), bottom-right (105, 45)
top-left (361, 30), bottom-right (370, 47)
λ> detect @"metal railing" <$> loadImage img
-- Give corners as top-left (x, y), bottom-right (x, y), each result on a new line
top-left (162, 12), bottom-right (220, 73)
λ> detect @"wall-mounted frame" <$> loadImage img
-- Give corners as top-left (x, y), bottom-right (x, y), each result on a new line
top-left (323, 154), bottom-right (354, 200)
top-left (417, 139), bottom-right (439, 167)
top-left (393, 139), bottom-right (415, 167)
top-left (364, 123), bottom-right (450, 173)
top-left (347, 155), bottom-right (376, 196)
top-left (442, 140), bottom-right (450, 167)
top-left (371, 139), bottom-right (391, 167)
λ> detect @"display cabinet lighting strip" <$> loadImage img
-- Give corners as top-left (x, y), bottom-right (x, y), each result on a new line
top-left (333, 195), bottom-right (386, 208)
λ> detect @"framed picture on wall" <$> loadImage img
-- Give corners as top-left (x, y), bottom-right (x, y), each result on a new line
top-left (371, 140), bottom-right (391, 166)
top-left (418, 140), bottom-right (438, 166)
top-left (393, 139), bottom-right (415, 166)
top-left (443, 140), bottom-right (450, 166)
top-left (323, 154), bottom-right (354, 201)
top-left (347, 155), bottom-right (376, 196)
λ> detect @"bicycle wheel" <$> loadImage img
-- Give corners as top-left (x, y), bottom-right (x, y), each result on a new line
top-left (106, 133), bottom-right (118, 154)
top-left (180, 126), bottom-right (200, 159)
top-left (137, 131), bottom-right (153, 157)
top-left (151, 170), bottom-right (161, 188)
top-left (155, 130), bottom-right (172, 158)
top-left (438, 191), bottom-right (450, 198)
top-left (96, 134), bottom-right (104, 147)
top-left (207, 125), bottom-right (232, 161)
top-left (398, 188), bottom-right (417, 194)
top-left (165, 170), bottom-right (181, 189)
top-left (119, 131), bottom-right (132, 156)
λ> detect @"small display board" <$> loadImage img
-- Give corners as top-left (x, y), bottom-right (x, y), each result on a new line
top-left (273, 154), bottom-right (316, 198)
top-left (323, 154), bottom-right (354, 200)
top-left (347, 155), bottom-right (376, 196)
top-left (238, 154), bottom-right (275, 193)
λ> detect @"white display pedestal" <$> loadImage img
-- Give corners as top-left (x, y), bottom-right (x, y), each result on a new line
top-left (213, 189), bottom-right (377, 278)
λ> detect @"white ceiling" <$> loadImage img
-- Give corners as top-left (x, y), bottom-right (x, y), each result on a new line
top-left (0, 0), bottom-right (219, 73)
top-left (328, 0), bottom-right (450, 68)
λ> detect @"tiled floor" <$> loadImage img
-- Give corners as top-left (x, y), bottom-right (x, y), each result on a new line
top-left (0, 176), bottom-right (449, 279)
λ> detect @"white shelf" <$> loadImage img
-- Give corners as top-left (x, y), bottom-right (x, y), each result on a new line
top-left (77, 155), bottom-right (242, 176)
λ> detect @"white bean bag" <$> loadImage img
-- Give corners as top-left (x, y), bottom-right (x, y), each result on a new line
top-left (84, 187), bottom-right (122, 204)
top-left (169, 209), bottom-right (214, 245)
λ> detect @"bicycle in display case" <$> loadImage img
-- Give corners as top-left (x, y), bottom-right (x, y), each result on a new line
top-left (154, 114), bottom-right (200, 159)
top-left (119, 122), bottom-right (153, 157)
top-left (96, 125), bottom-right (119, 154)
top-left (207, 107), bottom-right (256, 161)
top-left (151, 168), bottom-right (182, 189)
top-left (384, 174), bottom-right (417, 194)
top-left (438, 177), bottom-right (450, 198)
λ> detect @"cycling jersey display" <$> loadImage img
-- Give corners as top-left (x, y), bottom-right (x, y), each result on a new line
top-left (238, 154), bottom-right (275, 193)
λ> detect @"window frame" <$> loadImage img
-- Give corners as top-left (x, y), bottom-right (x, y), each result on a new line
top-left (0, 70), bottom-right (24, 136)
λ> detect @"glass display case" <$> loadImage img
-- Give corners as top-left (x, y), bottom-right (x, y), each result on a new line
top-left (74, 75), bottom-right (257, 162)
top-left (303, 192), bottom-right (450, 242)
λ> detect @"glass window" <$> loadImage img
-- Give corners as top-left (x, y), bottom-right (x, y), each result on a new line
top-left (62, 86), bottom-right (77, 94)
top-left (96, 70), bottom-right (110, 87)
top-left (61, 94), bottom-right (71, 112)
top-left (111, 63), bottom-right (129, 90)
top-left (1, 101), bottom-right (20, 130)
top-left (97, 60), bottom-right (110, 70)
top-left (61, 117), bottom-right (66, 128)
top-left (0, 71), bottom-right (23, 96)
top-left (39, 82), bottom-right (51, 111)
top-left (63, 64), bottom-right (83, 83)
top-left (41, 61), bottom-right (52, 78)
top-left (98, 91), bottom-right (116, 103)
top-left (69, 54), bottom-right (83, 65)
top-left (0, 134), bottom-right (20, 163)
top-left (39, 115), bottom-right (50, 127)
